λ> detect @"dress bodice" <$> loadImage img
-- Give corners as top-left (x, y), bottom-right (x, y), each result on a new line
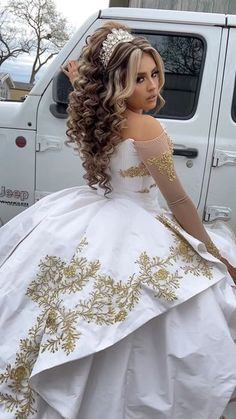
top-left (98, 138), bottom-right (161, 213)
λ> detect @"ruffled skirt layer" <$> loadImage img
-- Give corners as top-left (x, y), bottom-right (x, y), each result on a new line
top-left (0, 186), bottom-right (236, 418)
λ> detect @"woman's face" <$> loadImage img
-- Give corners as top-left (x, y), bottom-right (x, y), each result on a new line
top-left (126, 52), bottom-right (160, 114)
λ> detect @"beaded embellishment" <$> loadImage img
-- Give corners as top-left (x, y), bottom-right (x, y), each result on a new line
top-left (147, 151), bottom-right (176, 181)
top-left (205, 240), bottom-right (221, 259)
top-left (99, 28), bottom-right (134, 68)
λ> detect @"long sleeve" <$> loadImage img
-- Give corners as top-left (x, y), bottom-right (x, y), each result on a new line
top-left (133, 131), bottom-right (221, 259)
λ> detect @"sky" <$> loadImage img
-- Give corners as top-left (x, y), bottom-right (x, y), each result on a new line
top-left (56, 0), bottom-right (109, 27)
top-left (0, 0), bottom-right (109, 82)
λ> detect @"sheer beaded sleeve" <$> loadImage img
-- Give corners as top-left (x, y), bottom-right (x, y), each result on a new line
top-left (133, 131), bottom-right (189, 208)
top-left (133, 131), bottom-right (222, 260)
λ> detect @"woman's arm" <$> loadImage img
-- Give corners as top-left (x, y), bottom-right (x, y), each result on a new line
top-left (133, 117), bottom-right (236, 282)
top-left (61, 60), bottom-right (79, 85)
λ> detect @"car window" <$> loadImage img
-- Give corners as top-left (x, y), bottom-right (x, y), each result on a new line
top-left (134, 32), bottom-right (205, 120)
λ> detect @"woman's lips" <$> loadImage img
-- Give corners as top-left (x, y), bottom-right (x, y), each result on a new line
top-left (146, 95), bottom-right (157, 101)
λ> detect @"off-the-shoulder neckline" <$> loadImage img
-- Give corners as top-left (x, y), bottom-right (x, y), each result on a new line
top-left (119, 138), bottom-right (134, 144)
top-left (120, 129), bottom-right (166, 145)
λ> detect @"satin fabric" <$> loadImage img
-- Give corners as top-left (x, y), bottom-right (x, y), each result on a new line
top-left (0, 139), bottom-right (236, 419)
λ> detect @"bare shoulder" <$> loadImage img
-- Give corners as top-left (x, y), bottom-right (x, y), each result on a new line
top-left (124, 114), bottom-right (163, 142)
top-left (138, 115), bottom-right (163, 141)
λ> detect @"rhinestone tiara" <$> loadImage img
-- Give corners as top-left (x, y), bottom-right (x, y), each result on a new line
top-left (99, 28), bottom-right (134, 69)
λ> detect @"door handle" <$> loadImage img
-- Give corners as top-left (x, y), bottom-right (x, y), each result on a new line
top-left (173, 147), bottom-right (198, 158)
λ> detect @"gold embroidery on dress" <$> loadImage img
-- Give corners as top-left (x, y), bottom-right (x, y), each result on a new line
top-left (205, 240), bottom-right (221, 259)
top-left (171, 236), bottom-right (213, 279)
top-left (158, 214), bottom-right (182, 235)
top-left (156, 215), bottom-right (213, 279)
top-left (0, 233), bottom-right (213, 417)
top-left (0, 316), bottom-right (44, 417)
top-left (157, 215), bottom-right (213, 279)
top-left (136, 183), bottom-right (157, 192)
top-left (119, 162), bottom-right (149, 177)
top-left (167, 136), bottom-right (174, 153)
top-left (147, 150), bottom-right (176, 181)
top-left (136, 188), bottom-right (150, 193)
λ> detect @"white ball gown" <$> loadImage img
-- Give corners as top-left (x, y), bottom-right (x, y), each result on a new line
top-left (0, 138), bottom-right (236, 419)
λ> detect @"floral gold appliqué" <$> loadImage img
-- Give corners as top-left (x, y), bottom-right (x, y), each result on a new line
top-left (119, 162), bottom-right (149, 177)
top-left (158, 215), bottom-right (213, 279)
top-left (147, 150), bottom-right (176, 181)
top-left (0, 233), bottom-right (213, 417)
top-left (205, 240), bottom-right (221, 259)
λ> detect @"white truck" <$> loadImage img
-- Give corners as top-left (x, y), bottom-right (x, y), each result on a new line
top-left (1, 7), bottom-right (236, 229)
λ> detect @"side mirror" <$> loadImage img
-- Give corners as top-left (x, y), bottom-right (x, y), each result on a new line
top-left (50, 70), bottom-right (73, 119)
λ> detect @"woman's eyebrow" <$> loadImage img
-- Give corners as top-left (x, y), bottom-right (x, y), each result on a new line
top-left (137, 67), bottom-right (158, 75)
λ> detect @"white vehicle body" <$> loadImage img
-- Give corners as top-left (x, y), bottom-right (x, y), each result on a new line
top-left (0, 7), bottom-right (236, 228)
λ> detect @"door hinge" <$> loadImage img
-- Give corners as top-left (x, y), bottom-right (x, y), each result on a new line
top-left (212, 149), bottom-right (236, 167)
top-left (204, 205), bottom-right (232, 222)
top-left (34, 190), bottom-right (51, 202)
top-left (36, 135), bottom-right (62, 152)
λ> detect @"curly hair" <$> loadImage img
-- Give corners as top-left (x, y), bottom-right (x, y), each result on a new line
top-left (66, 21), bottom-right (165, 195)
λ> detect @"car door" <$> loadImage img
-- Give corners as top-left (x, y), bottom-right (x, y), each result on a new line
top-left (204, 19), bottom-right (236, 230)
top-left (34, 15), bottom-right (100, 197)
top-left (0, 127), bottom-right (36, 224)
top-left (0, 93), bottom-right (39, 224)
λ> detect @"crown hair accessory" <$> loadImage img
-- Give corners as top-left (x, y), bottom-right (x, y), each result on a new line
top-left (99, 28), bottom-right (134, 69)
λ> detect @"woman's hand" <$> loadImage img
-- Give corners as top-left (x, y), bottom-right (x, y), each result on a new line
top-left (220, 257), bottom-right (236, 285)
top-left (61, 60), bottom-right (79, 85)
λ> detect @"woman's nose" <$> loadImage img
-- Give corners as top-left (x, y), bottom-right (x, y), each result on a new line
top-left (147, 78), bottom-right (156, 90)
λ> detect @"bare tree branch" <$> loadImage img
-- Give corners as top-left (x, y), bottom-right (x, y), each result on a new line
top-left (0, 0), bottom-right (70, 83)
top-left (0, 6), bottom-right (32, 65)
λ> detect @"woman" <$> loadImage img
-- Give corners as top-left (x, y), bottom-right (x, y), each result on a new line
top-left (0, 21), bottom-right (236, 419)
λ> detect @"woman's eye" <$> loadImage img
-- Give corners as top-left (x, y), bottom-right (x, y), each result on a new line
top-left (152, 71), bottom-right (159, 78)
top-left (136, 76), bottom-right (144, 83)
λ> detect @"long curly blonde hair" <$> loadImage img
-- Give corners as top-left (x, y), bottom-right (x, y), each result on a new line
top-left (66, 21), bottom-right (165, 195)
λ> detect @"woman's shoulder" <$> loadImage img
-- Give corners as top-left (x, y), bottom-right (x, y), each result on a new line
top-left (123, 114), bottom-right (163, 142)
